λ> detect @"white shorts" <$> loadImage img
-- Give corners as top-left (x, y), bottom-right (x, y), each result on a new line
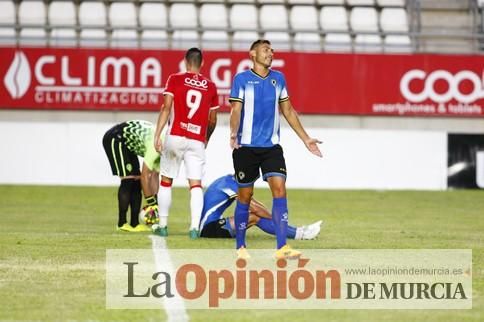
top-left (160, 134), bottom-right (206, 180)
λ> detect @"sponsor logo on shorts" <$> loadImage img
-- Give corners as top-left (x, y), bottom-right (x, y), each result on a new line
top-left (238, 171), bottom-right (245, 180)
top-left (126, 163), bottom-right (132, 172)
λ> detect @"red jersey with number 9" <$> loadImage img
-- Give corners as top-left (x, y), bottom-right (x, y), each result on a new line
top-left (163, 72), bottom-right (219, 142)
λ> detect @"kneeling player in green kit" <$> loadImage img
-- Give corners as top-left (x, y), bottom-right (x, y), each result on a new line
top-left (102, 120), bottom-right (161, 232)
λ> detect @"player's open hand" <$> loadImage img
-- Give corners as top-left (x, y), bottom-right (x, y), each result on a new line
top-left (154, 136), bottom-right (163, 153)
top-left (230, 135), bottom-right (240, 149)
top-left (304, 138), bottom-right (322, 157)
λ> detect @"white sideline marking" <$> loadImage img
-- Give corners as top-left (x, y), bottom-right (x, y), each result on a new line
top-left (149, 235), bottom-right (189, 322)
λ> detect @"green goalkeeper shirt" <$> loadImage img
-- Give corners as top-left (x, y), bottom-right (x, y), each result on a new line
top-left (122, 120), bottom-right (160, 172)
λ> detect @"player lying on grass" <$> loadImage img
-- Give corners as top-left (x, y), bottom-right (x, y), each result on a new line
top-left (102, 120), bottom-right (161, 232)
top-left (197, 174), bottom-right (322, 239)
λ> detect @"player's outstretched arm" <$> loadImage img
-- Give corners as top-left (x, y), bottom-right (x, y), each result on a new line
top-left (154, 96), bottom-right (172, 153)
top-left (280, 99), bottom-right (322, 158)
top-left (229, 101), bottom-right (242, 149)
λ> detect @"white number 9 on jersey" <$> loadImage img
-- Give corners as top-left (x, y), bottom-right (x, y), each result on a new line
top-left (186, 89), bottom-right (202, 119)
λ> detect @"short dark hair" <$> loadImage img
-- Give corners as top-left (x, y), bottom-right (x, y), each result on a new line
top-left (185, 47), bottom-right (203, 67)
top-left (250, 39), bottom-right (271, 51)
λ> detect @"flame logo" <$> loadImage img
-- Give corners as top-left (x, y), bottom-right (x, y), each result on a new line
top-left (4, 51), bottom-right (31, 99)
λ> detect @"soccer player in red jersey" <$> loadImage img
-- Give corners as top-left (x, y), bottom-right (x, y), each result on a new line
top-left (153, 48), bottom-right (219, 239)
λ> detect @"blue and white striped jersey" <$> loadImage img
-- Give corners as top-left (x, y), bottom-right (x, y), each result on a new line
top-left (199, 174), bottom-right (238, 230)
top-left (229, 69), bottom-right (289, 147)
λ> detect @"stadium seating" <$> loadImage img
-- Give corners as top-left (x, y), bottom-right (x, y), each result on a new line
top-left (264, 31), bottom-right (291, 51)
top-left (291, 6), bottom-right (320, 51)
top-left (260, 5), bottom-right (289, 30)
top-left (19, 1), bottom-right (46, 26)
top-left (294, 32), bottom-right (322, 51)
top-left (0, 1), bottom-right (15, 45)
top-left (230, 4), bottom-right (258, 30)
top-left (80, 29), bottom-right (108, 48)
top-left (79, 2), bottom-right (107, 27)
top-left (139, 2), bottom-right (168, 28)
top-left (0, 28), bottom-right (16, 45)
top-left (18, 1), bottom-right (46, 45)
top-left (170, 3), bottom-right (198, 48)
top-left (111, 30), bottom-right (138, 48)
top-left (200, 4), bottom-right (228, 29)
top-left (139, 2), bottom-right (168, 48)
top-left (380, 8), bottom-right (409, 32)
top-left (324, 33), bottom-right (352, 52)
top-left (202, 31), bottom-right (229, 50)
top-left (355, 34), bottom-right (383, 52)
top-left (170, 3), bottom-right (197, 29)
top-left (110, 2), bottom-right (138, 48)
top-left (350, 7), bottom-right (379, 32)
top-left (317, 0), bottom-right (345, 4)
top-left (377, 0), bottom-right (406, 6)
top-left (200, 4), bottom-right (228, 49)
top-left (49, 1), bottom-right (77, 46)
top-left (0, 1), bottom-right (15, 25)
top-left (259, 0), bottom-right (285, 3)
top-left (141, 30), bottom-right (168, 49)
top-left (320, 6), bottom-right (351, 51)
top-left (20, 28), bottom-right (47, 46)
top-left (347, 0), bottom-right (375, 5)
top-left (172, 30), bottom-right (199, 50)
top-left (79, 1), bottom-right (107, 47)
top-left (0, 0), bottom-right (423, 53)
top-left (232, 31), bottom-right (259, 50)
top-left (384, 35), bottom-right (412, 52)
top-left (290, 6), bottom-right (319, 31)
top-left (320, 6), bottom-right (349, 31)
top-left (49, 1), bottom-right (76, 27)
top-left (51, 29), bottom-right (77, 47)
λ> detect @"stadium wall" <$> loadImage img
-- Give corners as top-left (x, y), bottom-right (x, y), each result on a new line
top-left (0, 120), bottom-right (447, 190)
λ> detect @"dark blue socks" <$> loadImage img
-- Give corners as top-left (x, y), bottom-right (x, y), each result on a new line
top-left (234, 201), bottom-right (249, 249)
top-left (272, 197), bottom-right (289, 249)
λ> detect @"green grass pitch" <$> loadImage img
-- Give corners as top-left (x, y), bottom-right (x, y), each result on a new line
top-left (0, 185), bottom-right (483, 321)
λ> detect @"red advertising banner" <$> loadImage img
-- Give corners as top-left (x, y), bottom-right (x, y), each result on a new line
top-left (0, 47), bottom-right (483, 117)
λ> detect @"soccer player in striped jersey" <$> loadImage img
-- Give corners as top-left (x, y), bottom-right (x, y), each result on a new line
top-left (199, 174), bottom-right (322, 240)
top-left (102, 120), bottom-right (161, 232)
top-left (154, 48), bottom-right (219, 239)
top-left (229, 40), bottom-right (322, 259)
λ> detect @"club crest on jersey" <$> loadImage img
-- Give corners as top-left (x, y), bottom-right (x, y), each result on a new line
top-left (271, 79), bottom-right (277, 86)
